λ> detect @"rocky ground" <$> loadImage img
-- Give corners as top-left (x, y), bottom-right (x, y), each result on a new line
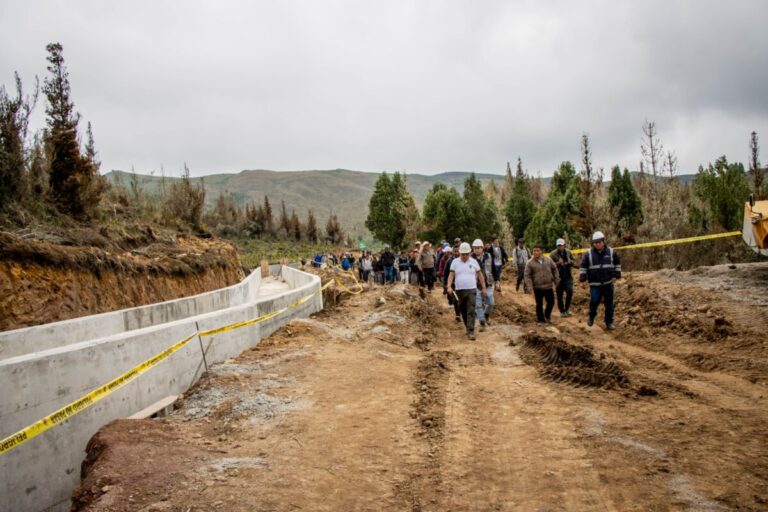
top-left (71, 263), bottom-right (768, 511)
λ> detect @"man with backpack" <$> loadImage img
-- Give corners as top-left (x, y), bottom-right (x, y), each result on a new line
top-left (579, 231), bottom-right (622, 330)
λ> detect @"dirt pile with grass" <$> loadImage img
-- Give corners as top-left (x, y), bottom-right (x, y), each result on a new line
top-left (0, 228), bottom-right (244, 330)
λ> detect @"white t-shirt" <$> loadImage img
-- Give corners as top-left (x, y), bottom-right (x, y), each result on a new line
top-left (450, 257), bottom-right (481, 290)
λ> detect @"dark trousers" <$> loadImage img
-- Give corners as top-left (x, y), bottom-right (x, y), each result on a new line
top-left (556, 279), bottom-right (573, 313)
top-left (423, 267), bottom-right (435, 290)
top-left (492, 264), bottom-right (502, 284)
top-left (447, 289), bottom-right (462, 317)
top-left (415, 269), bottom-right (424, 286)
top-left (457, 288), bottom-right (477, 333)
top-left (589, 284), bottom-right (615, 325)
top-left (384, 265), bottom-right (395, 284)
top-left (534, 288), bottom-right (555, 322)
top-left (515, 265), bottom-right (526, 290)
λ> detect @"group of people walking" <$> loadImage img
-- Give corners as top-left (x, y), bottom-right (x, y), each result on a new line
top-left (323, 231), bottom-right (621, 340)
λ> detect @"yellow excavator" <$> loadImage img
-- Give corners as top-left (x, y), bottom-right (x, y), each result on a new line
top-left (743, 194), bottom-right (768, 257)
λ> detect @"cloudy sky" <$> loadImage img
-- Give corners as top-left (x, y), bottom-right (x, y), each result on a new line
top-left (1, 1), bottom-right (766, 177)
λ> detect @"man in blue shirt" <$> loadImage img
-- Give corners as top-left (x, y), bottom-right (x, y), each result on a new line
top-left (579, 231), bottom-right (621, 330)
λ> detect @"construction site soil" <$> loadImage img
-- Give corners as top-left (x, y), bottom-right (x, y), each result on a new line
top-left (72, 263), bottom-right (767, 511)
top-left (0, 230), bottom-right (244, 330)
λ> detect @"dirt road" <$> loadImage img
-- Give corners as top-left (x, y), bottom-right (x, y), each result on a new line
top-left (73, 264), bottom-right (768, 511)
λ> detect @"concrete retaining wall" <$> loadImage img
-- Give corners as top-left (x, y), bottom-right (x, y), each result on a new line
top-left (0, 266), bottom-right (322, 512)
top-left (0, 270), bottom-right (263, 359)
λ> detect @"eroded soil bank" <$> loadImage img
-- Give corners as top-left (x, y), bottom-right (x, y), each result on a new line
top-left (0, 230), bottom-right (245, 330)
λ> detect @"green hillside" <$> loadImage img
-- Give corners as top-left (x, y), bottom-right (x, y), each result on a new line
top-left (106, 169), bottom-right (508, 237)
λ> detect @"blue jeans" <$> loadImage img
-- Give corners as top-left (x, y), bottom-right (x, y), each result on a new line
top-left (384, 265), bottom-right (395, 284)
top-left (589, 284), bottom-right (615, 325)
top-left (475, 287), bottom-right (495, 322)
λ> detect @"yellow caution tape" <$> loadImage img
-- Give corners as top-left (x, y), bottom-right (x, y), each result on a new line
top-left (0, 332), bottom-right (197, 455)
top-left (330, 265), bottom-right (365, 295)
top-left (0, 278), bottom-right (336, 456)
top-left (570, 231), bottom-right (741, 255)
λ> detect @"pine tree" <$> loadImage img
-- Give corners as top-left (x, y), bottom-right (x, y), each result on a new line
top-left (306, 209), bottom-right (318, 243)
top-left (326, 212), bottom-right (344, 244)
top-left (607, 166), bottom-right (644, 236)
top-left (524, 161), bottom-right (581, 247)
top-left (290, 209), bottom-right (302, 241)
top-left (504, 162), bottom-right (536, 240)
top-left (750, 131), bottom-right (764, 200)
top-left (692, 156), bottom-right (750, 231)
top-left (365, 171), bottom-right (414, 248)
top-left (463, 172), bottom-right (501, 241)
top-left (263, 195), bottom-right (274, 234)
top-left (0, 72), bottom-right (37, 207)
top-left (43, 42), bottom-right (101, 217)
top-left (278, 200), bottom-right (290, 238)
top-left (421, 183), bottom-right (467, 242)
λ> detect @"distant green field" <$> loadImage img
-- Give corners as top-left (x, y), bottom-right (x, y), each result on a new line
top-left (234, 238), bottom-right (339, 268)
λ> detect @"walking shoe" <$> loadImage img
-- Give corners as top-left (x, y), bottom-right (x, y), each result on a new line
top-left (485, 318), bottom-right (491, 326)
top-left (467, 332), bottom-right (476, 341)
top-left (606, 323), bottom-right (615, 331)
top-left (537, 322), bottom-right (544, 327)
top-left (545, 317), bottom-right (552, 324)
top-left (479, 321), bottom-right (486, 332)
top-left (587, 316), bottom-right (594, 326)
top-left (560, 311), bottom-right (569, 318)
top-left (455, 315), bottom-right (461, 323)
top-left (565, 309), bottom-right (572, 317)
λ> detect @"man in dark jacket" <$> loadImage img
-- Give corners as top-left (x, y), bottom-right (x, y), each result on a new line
top-left (381, 246), bottom-right (396, 284)
top-left (579, 231), bottom-right (622, 330)
top-left (488, 236), bottom-right (508, 292)
top-left (550, 238), bottom-right (574, 317)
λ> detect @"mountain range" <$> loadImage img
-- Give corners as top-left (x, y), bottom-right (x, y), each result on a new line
top-left (106, 168), bottom-right (697, 237)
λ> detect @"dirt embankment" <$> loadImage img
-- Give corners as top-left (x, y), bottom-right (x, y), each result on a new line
top-left (0, 229), bottom-right (245, 330)
top-left (69, 263), bottom-right (768, 511)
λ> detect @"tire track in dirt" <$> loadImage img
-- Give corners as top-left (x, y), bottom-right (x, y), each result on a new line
top-left (501, 279), bottom-right (768, 510)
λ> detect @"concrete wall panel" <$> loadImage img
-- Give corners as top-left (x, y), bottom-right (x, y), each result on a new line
top-left (0, 266), bottom-right (321, 512)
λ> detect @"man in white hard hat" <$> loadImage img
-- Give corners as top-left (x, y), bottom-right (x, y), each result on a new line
top-left (447, 242), bottom-right (487, 340)
top-left (471, 238), bottom-right (494, 331)
top-left (579, 231), bottom-right (622, 330)
top-left (550, 238), bottom-right (575, 317)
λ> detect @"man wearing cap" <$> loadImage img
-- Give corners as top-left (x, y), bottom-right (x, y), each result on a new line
top-left (580, 231), bottom-right (622, 330)
top-left (524, 244), bottom-right (560, 325)
top-left (550, 238), bottom-right (574, 317)
top-left (512, 238), bottom-right (531, 292)
top-left (472, 239), bottom-right (494, 331)
top-left (447, 242), bottom-right (487, 341)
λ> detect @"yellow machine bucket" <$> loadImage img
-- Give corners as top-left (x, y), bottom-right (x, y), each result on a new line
top-left (743, 198), bottom-right (768, 256)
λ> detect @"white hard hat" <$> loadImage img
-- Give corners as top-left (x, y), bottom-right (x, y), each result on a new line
top-left (459, 242), bottom-right (471, 254)
top-left (556, 238), bottom-right (565, 246)
top-left (472, 238), bottom-right (483, 247)
top-left (592, 231), bottom-right (605, 242)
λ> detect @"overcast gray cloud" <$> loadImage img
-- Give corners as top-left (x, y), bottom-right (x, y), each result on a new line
top-left (1, 0), bottom-right (766, 177)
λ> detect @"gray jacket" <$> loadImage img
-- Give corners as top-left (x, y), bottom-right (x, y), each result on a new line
top-left (524, 256), bottom-right (560, 291)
